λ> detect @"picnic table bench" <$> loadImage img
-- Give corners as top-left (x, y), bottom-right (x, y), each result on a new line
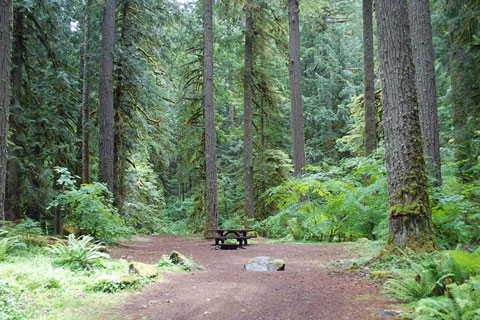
top-left (206, 229), bottom-right (257, 247)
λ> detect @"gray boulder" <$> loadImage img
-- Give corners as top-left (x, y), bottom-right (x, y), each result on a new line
top-left (245, 256), bottom-right (285, 271)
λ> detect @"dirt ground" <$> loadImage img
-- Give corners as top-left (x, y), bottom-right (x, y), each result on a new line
top-left (108, 235), bottom-right (399, 320)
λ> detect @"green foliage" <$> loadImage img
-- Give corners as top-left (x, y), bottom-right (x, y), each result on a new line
top-left (4, 219), bottom-right (44, 247)
top-left (431, 169), bottom-right (480, 248)
top-left (85, 275), bottom-right (150, 293)
top-left (414, 280), bottom-right (480, 320)
top-left (157, 254), bottom-right (202, 272)
top-left (384, 251), bottom-right (446, 302)
top-left (50, 167), bottom-right (131, 243)
top-left (47, 234), bottom-right (110, 270)
top-left (0, 280), bottom-right (29, 320)
top-left (379, 247), bottom-right (480, 319)
top-left (0, 230), bottom-right (27, 261)
top-left (256, 153), bottom-right (388, 241)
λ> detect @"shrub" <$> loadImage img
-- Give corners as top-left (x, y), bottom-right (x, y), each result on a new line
top-left (47, 234), bottom-right (110, 270)
top-left (258, 154), bottom-right (388, 241)
top-left (50, 167), bottom-right (132, 243)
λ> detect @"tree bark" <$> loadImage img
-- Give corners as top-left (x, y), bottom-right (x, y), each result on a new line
top-left (363, 0), bottom-right (376, 156)
top-left (375, 0), bottom-right (435, 251)
top-left (243, 0), bottom-right (255, 223)
top-left (6, 6), bottom-right (23, 220)
top-left (408, 0), bottom-right (442, 187)
top-left (0, 0), bottom-right (13, 222)
top-left (82, 0), bottom-right (92, 184)
top-left (203, 0), bottom-right (218, 234)
top-left (288, 0), bottom-right (306, 176)
top-left (98, 0), bottom-right (116, 193)
top-left (113, 0), bottom-right (130, 213)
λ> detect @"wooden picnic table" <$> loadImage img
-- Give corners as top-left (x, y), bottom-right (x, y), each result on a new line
top-left (206, 229), bottom-right (256, 246)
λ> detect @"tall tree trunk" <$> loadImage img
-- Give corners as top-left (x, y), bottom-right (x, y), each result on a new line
top-left (451, 47), bottom-right (467, 170)
top-left (288, 0), bottom-right (306, 176)
top-left (243, 0), bottom-right (254, 223)
top-left (82, 0), bottom-right (92, 184)
top-left (98, 0), bottom-right (116, 193)
top-left (408, 0), bottom-right (442, 187)
top-left (363, 0), bottom-right (376, 156)
top-left (0, 0), bottom-right (13, 222)
top-left (203, 0), bottom-right (218, 234)
top-left (375, 0), bottom-right (435, 251)
top-left (6, 6), bottom-right (23, 220)
top-left (113, 0), bottom-right (129, 213)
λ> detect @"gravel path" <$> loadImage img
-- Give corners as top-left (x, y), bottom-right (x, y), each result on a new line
top-left (108, 235), bottom-right (399, 320)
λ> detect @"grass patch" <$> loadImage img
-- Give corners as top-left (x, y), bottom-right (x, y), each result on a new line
top-left (0, 249), bottom-right (156, 319)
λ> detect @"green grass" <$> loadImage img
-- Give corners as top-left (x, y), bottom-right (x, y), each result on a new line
top-left (0, 250), bottom-right (154, 319)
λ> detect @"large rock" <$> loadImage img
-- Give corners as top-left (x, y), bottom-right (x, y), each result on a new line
top-left (169, 250), bottom-right (201, 271)
top-left (129, 261), bottom-right (158, 278)
top-left (245, 256), bottom-right (285, 271)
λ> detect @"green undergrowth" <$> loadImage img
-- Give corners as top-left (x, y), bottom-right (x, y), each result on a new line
top-left (0, 250), bottom-right (156, 320)
top-left (344, 241), bottom-right (480, 319)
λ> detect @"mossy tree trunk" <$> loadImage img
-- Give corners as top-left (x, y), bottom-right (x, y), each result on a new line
top-left (203, 0), bottom-right (218, 234)
top-left (375, 0), bottom-right (435, 252)
top-left (243, 0), bottom-right (255, 224)
top-left (0, 0), bottom-right (13, 222)
top-left (363, 0), bottom-right (376, 156)
top-left (408, 0), bottom-right (442, 187)
top-left (98, 0), bottom-right (116, 193)
top-left (288, 0), bottom-right (306, 177)
top-left (7, 6), bottom-right (23, 220)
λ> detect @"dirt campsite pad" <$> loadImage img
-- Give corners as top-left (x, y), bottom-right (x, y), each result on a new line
top-left (108, 235), bottom-right (399, 320)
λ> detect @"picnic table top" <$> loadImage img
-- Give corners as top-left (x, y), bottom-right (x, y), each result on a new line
top-left (206, 228), bottom-right (255, 233)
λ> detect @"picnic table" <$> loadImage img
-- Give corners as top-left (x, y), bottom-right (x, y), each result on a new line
top-left (206, 229), bottom-right (256, 246)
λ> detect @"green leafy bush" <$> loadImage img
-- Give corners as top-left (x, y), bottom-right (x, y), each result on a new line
top-left (431, 174), bottom-right (480, 249)
top-left (50, 167), bottom-right (132, 243)
top-left (47, 234), bottom-right (110, 270)
top-left (256, 153), bottom-right (388, 241)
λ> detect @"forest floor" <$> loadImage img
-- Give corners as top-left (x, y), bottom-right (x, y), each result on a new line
top-left (107, 235), bottom-right (400, 320)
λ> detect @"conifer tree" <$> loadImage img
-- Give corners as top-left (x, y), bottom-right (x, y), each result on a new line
top-left (376, 0), bottom-right (435, 251)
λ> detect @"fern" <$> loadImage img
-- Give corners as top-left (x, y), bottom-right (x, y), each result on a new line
top-left (47, 234), bottom-right (110, 270)
top-left (384, 250), bottom-right (447, 301)
top-left (415, 280), bottom-right (480, 319)
top-left (0, 231), bottom-right (27, 261)
top-left (442, 250), bottom-right (480, 282)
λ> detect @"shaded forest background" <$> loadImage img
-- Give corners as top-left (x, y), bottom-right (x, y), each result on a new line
top-left (1, 0), bottom-right (479, 248)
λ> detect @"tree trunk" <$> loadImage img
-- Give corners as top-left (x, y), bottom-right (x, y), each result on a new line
top-left (98, 0), bottom-right (116, 193)
top-left (363, 0), bottom-right (376, 156)
top-left (82, 0), bottom-right (92, 184)
top-left (375, 0), bottom-right (435, 252)
top-left (6, 6), bottom-right (23, 220)
top-left (113, 0), bottom-right (130, 213)
top-left (203, 0), bottom-right (218, 234)
top-left (0, 0), bottom-right (13, 222)
top-left (408, 0), bottom-right (442, 187)
top-left (288, 0), bottom-right (306, 176)
top-left (243, 0), bottom-right (255, 223)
